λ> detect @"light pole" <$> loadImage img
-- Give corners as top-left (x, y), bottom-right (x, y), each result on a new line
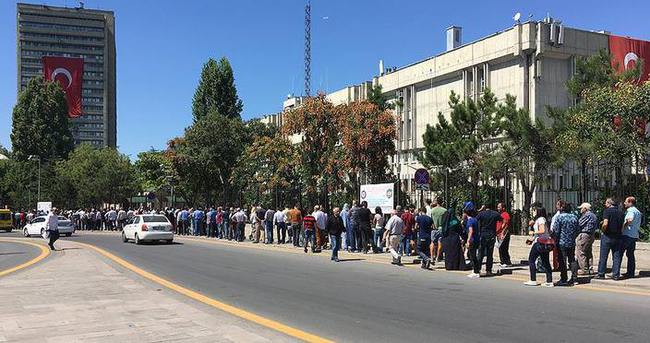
top-left (28, 155), bottom-right (41, 202)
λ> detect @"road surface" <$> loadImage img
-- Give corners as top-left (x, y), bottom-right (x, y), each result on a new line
top-left (10, 231), bottom-right (650, 342)
top-left (0, 236), bottom-right (42, 272)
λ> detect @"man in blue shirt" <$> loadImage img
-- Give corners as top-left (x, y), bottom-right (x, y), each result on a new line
top-left (415, 208), bottom-right (433, 269)
top-left (179, 208), bottom-right (189, 235)
top-left (207, 207), bottom-right (217, 238)
top-left (554, 201), bottom-right (579, 286)
top-left (193, 208), bottom-right (205, 236)
top-left (622, 196), bottom-right (642, 279)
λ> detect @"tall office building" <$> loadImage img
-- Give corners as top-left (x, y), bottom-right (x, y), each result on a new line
top-left (16, 2), bottom-right (116, 148)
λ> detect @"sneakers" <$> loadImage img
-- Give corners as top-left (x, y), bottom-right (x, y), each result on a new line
top-left (467, 273), bottom-right (480, 279)
top-left (500, 263), bottom-right (510, 268)
top-left (542, 282), bottom-right (554, 288)
top-left (555, 280), bottom-right (571, 287)
top-left (523, 280), bottom-right (539, 286)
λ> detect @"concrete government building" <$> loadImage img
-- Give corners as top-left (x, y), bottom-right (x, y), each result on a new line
top-left (263, 19), bottom-right (642, 211)
top-left (16, 3), bottom-right (116, 148)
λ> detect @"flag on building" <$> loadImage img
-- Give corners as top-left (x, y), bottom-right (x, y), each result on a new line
top-left (609, 35), bottom-right (650, 83)
top-left (42, 56), bottom-right (84, 118)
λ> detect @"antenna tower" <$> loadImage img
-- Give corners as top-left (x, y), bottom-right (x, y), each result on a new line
top-left (304, 0), bottom-right (311, 96)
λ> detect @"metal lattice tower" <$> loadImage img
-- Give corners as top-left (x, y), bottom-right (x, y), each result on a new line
top-left (304, 0), bottom-right (311, 97)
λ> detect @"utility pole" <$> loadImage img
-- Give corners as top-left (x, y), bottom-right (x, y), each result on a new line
top-left (304, 0), bottom-right (311, 96)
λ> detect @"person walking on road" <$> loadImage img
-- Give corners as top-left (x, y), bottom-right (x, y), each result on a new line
top-left (44, 208), bottom-right (60, 251)
top-left (576, 203), bottom-right (597, 275)
top-left (524, 204), bottom-right (554, 287)
top-left (383, 209), bottom-right (404, 265)
top-left (598, 198), bottom-right (624, 280)
top-left (326, 207), bottom-right (345, 262)
top-left (553, 201), bottom-right (579, 286)
top-left (621, 196), bottom-right (642, 279)
top-left (496, 202), bottom-right (512, 267)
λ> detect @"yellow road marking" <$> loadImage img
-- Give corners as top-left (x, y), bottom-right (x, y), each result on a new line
top-left (73, 241), bottom-right (333, 343)
top-left (0, 238), bottom-right (50, 277)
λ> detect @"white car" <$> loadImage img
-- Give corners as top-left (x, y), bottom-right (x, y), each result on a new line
top-left (121, 214), bottom-right (173, 244)
top-left (23, 216), bottom-right (75, 237)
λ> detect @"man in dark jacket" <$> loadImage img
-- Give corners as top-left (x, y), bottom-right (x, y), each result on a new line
top-left (326, 207), bottom-right (345, 262)
top-left (357, 201), bottom-right (373, 254)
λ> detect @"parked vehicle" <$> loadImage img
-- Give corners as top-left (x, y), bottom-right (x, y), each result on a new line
top-left (121, 214), bottom-right (173, 244)
top-left (0, 209), bottom-right (12, 232)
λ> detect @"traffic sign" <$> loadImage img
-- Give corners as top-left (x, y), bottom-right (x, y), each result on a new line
top-left (414, 168), bottom-right (430, 186)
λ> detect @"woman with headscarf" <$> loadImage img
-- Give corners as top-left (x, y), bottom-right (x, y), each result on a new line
top-left (441, 202), bottom-right (464, 270)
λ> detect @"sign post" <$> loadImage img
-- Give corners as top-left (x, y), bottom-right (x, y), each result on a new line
top-left (414, 168), bottom-right (430, 208)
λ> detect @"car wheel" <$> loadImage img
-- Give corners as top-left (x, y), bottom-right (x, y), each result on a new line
top-left (65, 233), bottom-right (72, 237)
top-left (134, 233), bottom-right (141, 245)
top-left (23, 228), bottom-right (30, 237)
top-left (121, 231), bottom-right (128, 243)
top-left (165, 239), bottom-right (173, 244)
top-left (5, 229), bottom-right (11, 233)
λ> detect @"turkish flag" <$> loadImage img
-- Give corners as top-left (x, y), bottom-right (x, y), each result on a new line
top-left (609, 35), bottom-right (650, 83)
top-left (42, 56), bottom-right (84, 118)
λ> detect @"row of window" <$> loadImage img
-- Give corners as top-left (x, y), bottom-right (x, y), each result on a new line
top-left (83, 88), bottom-right (104, 95)
top-left (83, 97), bottom-right (103, 104)
top-left (83, 105), bottom-right (103, 111)
top-left (20, 21), bottom-right (104, 33)
top-left (76, 123), bottom-right (104, 129)
top-left (21, 31), bottom-right (105, 43)
top-left (78, 131), bottom-right (104, 138)
top-left (21, 49), bottom-right (104, 62)
top-left (21, 40), bottom-right (104, 53)
top-left (21, 55), bottom-right (105, 70)
top-left (74, 139), bottom-right (104, 146)
top-left (83, 71), bottom-right (104, 78)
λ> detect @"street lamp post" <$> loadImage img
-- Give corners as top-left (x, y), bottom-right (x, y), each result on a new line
top-left (28, 155), bottom-right (41, 202)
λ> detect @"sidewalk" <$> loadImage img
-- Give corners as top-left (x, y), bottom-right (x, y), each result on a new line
top-left (0, 239), bottom-right (296, 343)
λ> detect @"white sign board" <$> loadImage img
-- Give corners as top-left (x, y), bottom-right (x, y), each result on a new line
top-left (37, 202), bottom-right (52, 213)
top-left (360, 183), bottom-right (394, 214)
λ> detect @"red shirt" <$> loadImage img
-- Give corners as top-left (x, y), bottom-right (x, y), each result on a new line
top-left (303, 215), bottom-right (316, 231)
top-left (401, 211), bottom-right (415, 235)
top-left (496, 211), bottom-right (511, 236)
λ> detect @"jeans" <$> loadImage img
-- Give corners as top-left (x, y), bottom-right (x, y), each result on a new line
top-left (360, 225), bottom-right (371, 253)
top-left (418, 237), bottom-right (432, 266)
top-left (400, 233), bottom-right (412, 256)
top-left (620, 236), bottom-right (637, 277)
top-left (304, 230), bottom-right (315, 251)
top-left (529, 242), bottom-right (553, 283)
top-left (330, 234), bottom-right (341, 260)
top-left (373, 228), bottom-right (385, 252)
top-left (236, 222), bottom-right (245, 241)
top-left (276, 222), bottom-right (286, 243)
top-left (477, 235), bottom-right (496, 273)
top-left (468, 242), bottom-right (480, 273)
top-left (498, 233), bottom-right (512, 265)
top-left (352, 225), bottom-right (362, 251)
top-left (346, 225), bottom-right (355, 251)
top-left (192, 220), bottom-right (200, 236)
top-left (265, 222), bottom-right (274, 243)
top-left (222, 221), bottom-right (230, 239)
top-left (598, 234), bottom-right (621, 277)
top-left (291, 224), bottom-right (301, 246)
top-left (558, 245), bottom-right (578, 282)
top-left (208, 222), bottom-right (216, 237)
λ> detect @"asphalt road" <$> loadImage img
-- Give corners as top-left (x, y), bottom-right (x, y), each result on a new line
top-left (15, 231), bottom-right (650, 342)
top-left (0, 234), bottom-right (42, 272)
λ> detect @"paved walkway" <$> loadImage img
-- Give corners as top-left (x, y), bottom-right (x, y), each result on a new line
top-left (0, 239), bottom-right (296, 343)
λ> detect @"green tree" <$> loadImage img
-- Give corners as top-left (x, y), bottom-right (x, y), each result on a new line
top-left (168, 112), bottom-right (246, 206)
top-left (134, 149), bottom-right (172, 193)
top-left (191, 57), bottom-right (243, 121)
top-left (244, 118), bottom-right (278, 145)
top-left (11, 76), bottom-right (74, 161)
top-left (367, 84), bottom-right (395, 111)
top-left (420, 89), bottom-right (501, 203)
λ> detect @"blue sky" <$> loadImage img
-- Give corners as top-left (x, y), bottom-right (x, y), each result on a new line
top-left (1, 0), bottom-right (649, 158)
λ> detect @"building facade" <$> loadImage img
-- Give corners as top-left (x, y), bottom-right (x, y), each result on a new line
top-left (16, 3), bottom-right (116, 148)
top-left (266, 20), bottom-right (644, 211)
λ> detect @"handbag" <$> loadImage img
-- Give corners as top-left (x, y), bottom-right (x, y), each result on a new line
top-left (537, 236), bottom-right (556, 252)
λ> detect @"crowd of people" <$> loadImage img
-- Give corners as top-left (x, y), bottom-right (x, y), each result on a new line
top-left (7, 194), bottom-right (643, 287)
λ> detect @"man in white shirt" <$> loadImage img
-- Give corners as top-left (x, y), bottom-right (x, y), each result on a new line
top-left (313, 205), bottom-right (327, 251)
top-left (45, 208), bottom-right (60, 251)
top-left (274, 207), bottom-right (287, 244)
top-left (232, 208), bottom-right (248, 242)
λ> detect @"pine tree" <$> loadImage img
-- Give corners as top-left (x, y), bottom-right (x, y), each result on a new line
top-left (191, 57), bottom-right (243, 121)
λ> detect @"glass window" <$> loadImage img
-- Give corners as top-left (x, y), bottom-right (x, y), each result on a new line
top-left (143, 215), bottom-right (170, 223)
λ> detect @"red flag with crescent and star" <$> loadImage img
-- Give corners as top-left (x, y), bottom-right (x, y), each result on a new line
top-left (42, 56), bottom-right (84, 118)
top-left (609, 35), bottom-right (650, 83)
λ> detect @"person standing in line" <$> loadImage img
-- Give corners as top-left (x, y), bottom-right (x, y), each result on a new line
top-left (206, 207), bottom-right (215, 238)
top-left (470, 204), bottom-right (501, 278)
top-left (496, 203), bottom-right (512, 267)
top-left (549, 200), bottom-right (563, 271)
top-left (106, 208), bottom-right (117, 231)
top-left (350, 202), bottom-right (361, 252)
top-left (233, 208), bottom-right (247, 242)
top-left (288, 205), bottom-right (302, 247)
top-left (302, 211), bottom-right (317, 253)
top-left (621, 196), bottom-right (642, 279)
top-left (253, 205), bottom-right (265, 243)
top-left (400, 206), bottom-right (416, 256)
top-left (597, 198), bottom-right (624, 280)
top-left (216, 207), bottom-right (224, 239)
top-left (44, 208), bottom-right (60, 251)
top-left (326, 207), bottom-right (345, 262)
top-left (264, 206), bottom-right (276, 244)
top-left (430, 198), bottom-right (446, 262)
top-left (223, 207), bottom-right (232, 240)
top-left (274, 206), bottom-right (287, 244)
top-left (313, 205), bottom-right (327, 251)
top-left (576, 203), bottom-right (597, 275)
top-left (463, 204), bottom-right (479, 277)
top-left (340, 203), bottom-right (350, 250)
top-left (415, 207), bottom-right (433, 269)
top-left (382, 209), bottom-right (405, 265)
top-left (372, 206), bottom-right (385, 253)
top-left (523, 204), bottom-right (554, 287)
top-left (194, 207), bottom-right (205, 236)
top-left (357, 201), bottom-right (372, 254)
top-left (117, 208), bottom-right (126, 230)
top-left (553, 201), bottom-right (579, 286)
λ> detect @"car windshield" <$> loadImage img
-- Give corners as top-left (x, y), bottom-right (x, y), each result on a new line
top-left (143, 215), bottom-right (169, 223)
top-left (0, 213), bottom-right (11, 220)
